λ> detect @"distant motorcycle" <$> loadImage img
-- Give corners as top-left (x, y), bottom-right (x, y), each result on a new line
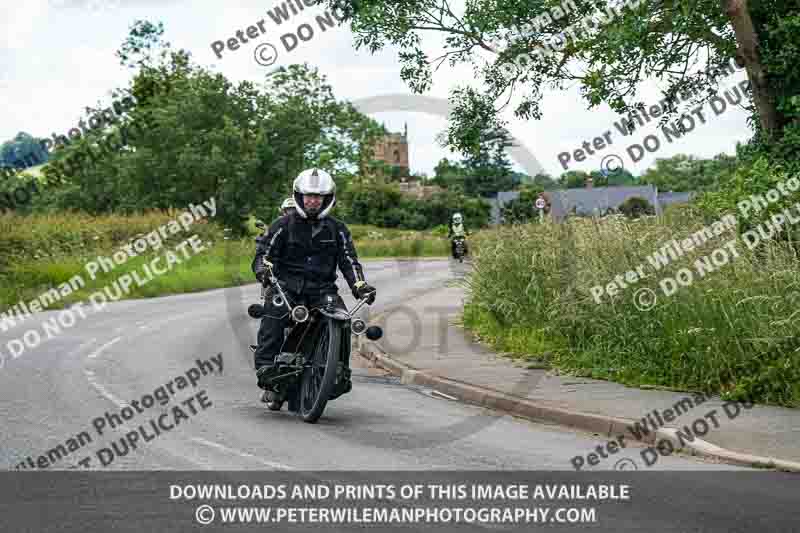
top-left (452, 236), bottom-right (467, 263)
top-left (248, 261), bottom-right (382, 423)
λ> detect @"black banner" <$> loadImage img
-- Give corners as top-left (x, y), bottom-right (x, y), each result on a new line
top-left (0, 471), bottom-right (797, 532)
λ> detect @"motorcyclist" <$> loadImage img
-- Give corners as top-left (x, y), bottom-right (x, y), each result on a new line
top-left (251, 168), bottom-right (376, 392)
top-left (280, 197), bottom-right (296, 217)
top-left (448, 212), bottom-right (469, 258)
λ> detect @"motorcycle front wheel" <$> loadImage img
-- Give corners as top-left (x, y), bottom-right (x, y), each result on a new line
top-left (298, 318), bottom-right (341, 423)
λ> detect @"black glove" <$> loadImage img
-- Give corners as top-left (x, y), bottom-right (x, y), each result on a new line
top-left (255, 260), bottom-right (274, 285)
top-left (353, 282), bottom-right (376, 304)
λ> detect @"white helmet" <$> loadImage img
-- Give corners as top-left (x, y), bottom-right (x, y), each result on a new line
top-left (453, 213), bottom-right (463, 224)
top-left (281, 197), bottom-right (296, 211)
top-left (293, 168), bottom-right (336, 219)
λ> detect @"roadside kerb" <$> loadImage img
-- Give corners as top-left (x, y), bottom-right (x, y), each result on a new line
top-left (656, 427), bottom-right (800, 472)
top-left (358, 336), bottom-right (641, 440)
top-left (357, 312), bottom-right (800, 473)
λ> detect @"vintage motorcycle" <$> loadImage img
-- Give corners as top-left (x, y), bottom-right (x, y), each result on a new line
top-left (452, 236), bottom-right (467, 263)
top-left (248, 260), bottom-right (382, 424)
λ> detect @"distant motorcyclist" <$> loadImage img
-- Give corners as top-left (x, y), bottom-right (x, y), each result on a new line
top-left (280, 197), bottom-right (296, 217)
top-left (448, 213), bottom-right (469, 258)
top-left (251, 168), bottom-right (376, 394)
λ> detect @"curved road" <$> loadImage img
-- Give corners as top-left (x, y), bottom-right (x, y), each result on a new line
top-left (1, 259), bottom-right (798, 531)
top-left (0, 259), bottom-right (769, 471)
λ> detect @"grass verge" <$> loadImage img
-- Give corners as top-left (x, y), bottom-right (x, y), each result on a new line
top-left (463, 204), bottom-right (800, 407)
top-left (0, 211), bottom-right (447, 314)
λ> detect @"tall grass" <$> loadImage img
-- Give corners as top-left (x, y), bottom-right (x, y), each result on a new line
top-left (1, 211), bottom-right (448, 312)
top-left (0, 209), bottom-right (219, 266)
top-left (464, 206), bottom-right (800, 406)
top-left (0, 210), bottom-right (220, 307)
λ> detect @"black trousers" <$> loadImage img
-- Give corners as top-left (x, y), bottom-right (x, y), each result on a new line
top-left (253, 285), bottom-right (347, 369)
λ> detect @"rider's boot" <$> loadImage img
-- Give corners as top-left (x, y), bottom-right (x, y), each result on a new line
top-left (256, 358), bottom-right (280, 389)
top-left (261, 389), bottom-right (285, 410)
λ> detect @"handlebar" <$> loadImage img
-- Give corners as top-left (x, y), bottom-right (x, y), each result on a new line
top-left (260, 259), bottom-right (375, 319)
top-left (348, 291), bottom-right (376, 317)
top-left (261, 262), bottom-right (292, 313)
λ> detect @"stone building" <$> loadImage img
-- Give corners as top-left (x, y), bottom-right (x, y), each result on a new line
top-left (369, 123), bottom-right (410, 179)
top-left (489, 178), bottom-right (695, 224)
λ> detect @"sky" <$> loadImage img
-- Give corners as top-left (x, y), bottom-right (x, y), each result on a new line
top-left (0, 0), bottom-right (754, 178)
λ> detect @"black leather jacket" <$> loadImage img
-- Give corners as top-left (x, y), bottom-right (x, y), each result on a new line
top-left (252, 212), bottom-right (366, 294)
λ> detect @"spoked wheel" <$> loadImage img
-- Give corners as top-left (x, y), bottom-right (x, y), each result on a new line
top-left (298, 318), bottom-right (340, 423)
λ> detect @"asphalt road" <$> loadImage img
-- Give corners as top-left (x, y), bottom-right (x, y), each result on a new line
top-left (0, 259), bottom-right (797, 531)
top-left (0, 259), bottom-right (768, 471)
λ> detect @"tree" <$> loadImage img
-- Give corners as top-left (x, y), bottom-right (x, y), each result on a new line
top-left (321, 0), bottom-right (799, 161)
top-left (619, 196), bottom-right (655, 218)
top-left (430, 157), bottom-right (466, 190)
top-left (531, 173), bottom-right (558, 190)
top-left (462, 126), bottom-right (515, 197)
top-left (40, 20), bottom-right (385, 233)
top-left (500, 185), bottom-right (545, 224)
top-left (390, 164), bottom-right (407, 180)
top-left (640, 153), bottom-right (735, 192)
top-left (1, 133), bottom-right (48, 170)
top-left (340, 180), bottom-right (491, 228)
top-left (606, 168), bottom-right (638, 186)
top-left (558, 170), bottom-right (591, 189)
top-left (590, 168), bottom-right (638, 187)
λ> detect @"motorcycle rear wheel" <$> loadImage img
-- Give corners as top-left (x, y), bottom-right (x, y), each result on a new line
top-left (298, 318), bottom-right (341, 423)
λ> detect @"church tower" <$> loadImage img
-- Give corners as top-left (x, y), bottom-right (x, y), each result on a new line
top-left (368, 123), bottom-right (410, 180)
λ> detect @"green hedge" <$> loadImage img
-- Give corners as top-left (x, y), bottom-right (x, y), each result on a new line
top-left (338, 183), bottom-right (491, 229)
